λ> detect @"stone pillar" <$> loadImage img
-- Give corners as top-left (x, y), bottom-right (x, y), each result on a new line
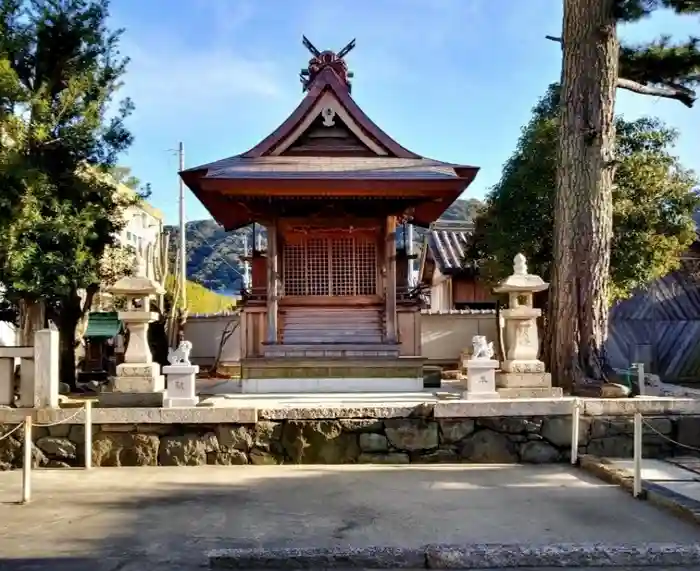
top-left (30, 328), bottom-right (59, 408)
top-left (0, 354), bottom-right (15, 405)
top-left (493, 253), bottom-right (562, 398)
top-left (385, 216), bottom-right (398, 343)
top-left (266, 222), bottom-right (279, 344)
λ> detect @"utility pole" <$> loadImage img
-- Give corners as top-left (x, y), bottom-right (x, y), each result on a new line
top-left (178, 141), bottom-right (186, 311)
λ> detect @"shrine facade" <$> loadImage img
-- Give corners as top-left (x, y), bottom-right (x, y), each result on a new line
top-left (180, 38), bottom-right (479, 392)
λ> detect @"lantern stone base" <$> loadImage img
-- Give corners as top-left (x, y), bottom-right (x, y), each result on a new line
top-left (497, 371), bottom-right (552, 388)
top-left (501, 360), bottom-right (546, 373)
top-left (496, 367), bottom-right (562, 399)
top-left (100, 362), bottom-right (166, 408)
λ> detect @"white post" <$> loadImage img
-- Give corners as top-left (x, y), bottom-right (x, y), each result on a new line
top-left (84, 400), bottom-right (93, 470)
top-left (33, 329), bottom-right (59, 408)
top-left (635, 362), bottom-right (646, 396)
top-left (21, 415), bottom-right (32, 504)
top-left (178, 141), bottom-right (187, 311)
top-left (570, 398), bottom-right (581, 465)
top-left (633, 411), bottom-right (643, 497)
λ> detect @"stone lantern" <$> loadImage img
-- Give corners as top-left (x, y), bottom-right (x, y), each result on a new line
top-left (100, 253), bottom-right (166, 407)
top-left (493, 254), bottom-right (562, 398)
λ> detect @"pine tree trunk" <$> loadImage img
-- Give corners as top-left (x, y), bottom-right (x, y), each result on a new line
top-left (548, 0), bottom-right (619, 392)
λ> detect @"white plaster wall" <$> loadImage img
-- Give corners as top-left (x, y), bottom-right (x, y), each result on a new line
top-left (184, 315), bottom-right (241, 366)
top-left (421, 311), bottom-right (498, 365)
top-left (0, 321), bottom-right (17, 347)
top-left (183, 311), bottom-right (497, 369)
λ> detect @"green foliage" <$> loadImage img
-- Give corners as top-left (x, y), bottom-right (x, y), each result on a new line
top-left (0, 0), bottom-right (136, 305)
top-left (468, 83), bottom-right (699, 302)
top-left (164, 276), bottom-right (236, 314)
top-left (614, 0), bottom-right (700, 106)
top-left (109, 165), bottom-right (141, 190)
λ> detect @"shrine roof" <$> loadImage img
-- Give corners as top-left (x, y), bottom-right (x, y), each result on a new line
top-left (419, 220), bottom-right (476, 280)
top-left (191, 156), bottom-right (468, 180)
top-left (180, 38), bottom-right (480, 229)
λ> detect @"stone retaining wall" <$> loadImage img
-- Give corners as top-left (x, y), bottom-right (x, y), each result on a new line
top-left (2, 414), bottom-right (699, 469)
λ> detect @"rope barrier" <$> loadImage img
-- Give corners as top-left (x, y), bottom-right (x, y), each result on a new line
top-left (0, 423), bottom-right (23, 441)
top-left (33, 408), bottom-right (83, 428)
top-left (641, 417), bottom-right (700, 453)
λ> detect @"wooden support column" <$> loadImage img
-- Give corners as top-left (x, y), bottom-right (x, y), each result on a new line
top-left (385, 215), bottom-right (398, 343)
top-left (266, 221), bottom-right (279, 344)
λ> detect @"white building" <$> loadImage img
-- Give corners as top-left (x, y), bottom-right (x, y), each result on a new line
top-left (114, 187), bottom-right (165, 259)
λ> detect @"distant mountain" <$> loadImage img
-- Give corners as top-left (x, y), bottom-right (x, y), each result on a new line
top-left (167, 198), bottom-right (483, 293)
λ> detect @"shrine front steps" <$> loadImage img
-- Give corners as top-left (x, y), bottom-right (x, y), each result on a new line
top-left (240, 355), bottom-right (424, 393)
top-left (263, 342), bottom-right (400, 358)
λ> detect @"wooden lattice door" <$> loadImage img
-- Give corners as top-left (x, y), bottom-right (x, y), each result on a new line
top-left (283, 234), bottom-right (378, 297)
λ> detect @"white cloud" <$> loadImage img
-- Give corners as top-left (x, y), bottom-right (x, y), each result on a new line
top-left (114, 2), bottom-right (288, 126)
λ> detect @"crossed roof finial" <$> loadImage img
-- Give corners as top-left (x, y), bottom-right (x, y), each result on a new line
top-left (299, 36), bottom-right (356, 93)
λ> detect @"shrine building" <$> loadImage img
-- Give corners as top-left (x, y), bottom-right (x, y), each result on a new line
top-left (180, 38), bottom-right (479, 393)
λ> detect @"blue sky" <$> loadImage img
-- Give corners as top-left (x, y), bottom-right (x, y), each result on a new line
top-left (109, 0), bottom-right (700, 225)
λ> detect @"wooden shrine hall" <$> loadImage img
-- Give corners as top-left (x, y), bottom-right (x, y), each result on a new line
top-left (181, 37), bottom-right (479, 392)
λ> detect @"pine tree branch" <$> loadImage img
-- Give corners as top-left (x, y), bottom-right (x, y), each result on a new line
top-left (546, 35), bottom-right (698, 107)
top-left (617, 77), bottom-right (696, 106)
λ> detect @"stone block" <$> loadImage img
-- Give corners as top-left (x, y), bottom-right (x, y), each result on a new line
top-left (111, 375), bottom-right (163, 393)
top-left (497, 387), bottom-right (563, 399)
top-left (497, 372), bottom-right (552, 388)
top-left (464, 359), bottom-right (500, 400)
top-left (163, 363), bottom-right (199, 408)
top-left (500, 359), bottom-right (546, 374)
top-left (0, 358), bottom-right (14, 406)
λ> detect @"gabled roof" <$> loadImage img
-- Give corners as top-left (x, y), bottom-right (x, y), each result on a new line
top-left (180, 41), bottom-right (480, 230)
top-left (237, 66), bottom-right (419, 159)
top-left (418, 220), bottom-right (475, 283)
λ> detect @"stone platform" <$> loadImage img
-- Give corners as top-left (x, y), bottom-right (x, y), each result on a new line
top-left (240, 356), bottom-right (424, 393)
top-left (1, 396), bottom-right (700, 469)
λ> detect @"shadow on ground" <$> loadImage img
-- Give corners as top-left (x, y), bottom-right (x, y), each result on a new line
top-left (0, 464), bottom-right (698, 571)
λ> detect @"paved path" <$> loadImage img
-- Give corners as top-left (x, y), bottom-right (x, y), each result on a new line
top-left (605, 457), bottom-right (700, 507)
top-left (0, 464), bottom-right (699, 570)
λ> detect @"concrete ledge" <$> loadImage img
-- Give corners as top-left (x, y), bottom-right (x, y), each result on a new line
top-left (208, 542), bottom-right (700, 569)
top-left (434, 398), bottom-right (574, 418)
top-left (583, 397), bottom-right (700, 416)
top-left (258, 403), bottom-right (433, 420)
top-left (435, 397), bottom-right (700, 418)
top-left (0, 406), bottom-right (258, 424)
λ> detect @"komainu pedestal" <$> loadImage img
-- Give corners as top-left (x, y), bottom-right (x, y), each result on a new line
top-left (462, 336), bottom-right (500, 400)
top-left (163, 341), bottom-right (199, 408)
top-left (493, 254), bottom-right (562, 399)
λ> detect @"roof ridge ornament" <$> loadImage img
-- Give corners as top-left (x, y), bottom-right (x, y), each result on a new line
top-left (300, 35), bottom-right (356, 93)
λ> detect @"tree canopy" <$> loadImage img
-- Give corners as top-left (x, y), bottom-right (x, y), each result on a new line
top-left (0, 0), bottom-right (137, 382)
top-left (468, 83), bottom-right (699, 302)
top-left (549, 0), bottom-right (700, 106)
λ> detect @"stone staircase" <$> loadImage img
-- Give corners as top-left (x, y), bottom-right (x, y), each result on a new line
top-left (264, 306), bottom-right (399, 358)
